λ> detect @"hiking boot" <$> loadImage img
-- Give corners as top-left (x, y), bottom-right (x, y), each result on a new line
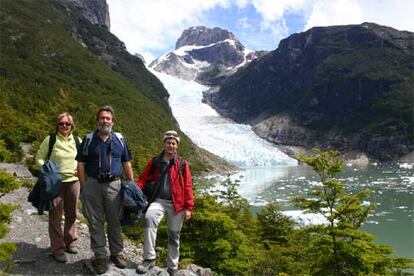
top-left (93, 257), bottom-right (107, 275)
top-left (167, 268), bottom-right (178, 276)
top-left (136, 259), bottom-right (155, 274)
top-left (110, 253), bottom-right (127, 269)
top-left (65, 246), bottom-right (78, 254)
top-left (53, 253), bottom-right (67, 263)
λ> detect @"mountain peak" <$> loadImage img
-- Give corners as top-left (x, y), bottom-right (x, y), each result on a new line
top-left (175, 26), bottom-right (239, 49)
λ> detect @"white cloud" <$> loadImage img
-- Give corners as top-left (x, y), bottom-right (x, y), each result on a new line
top-left (107, 0), bottom-right (414, 62)
top-left (304, 0), bottom-right (414, 31)
top-left (305, 0), bottom-right (364, 30)
top-left (252, 0), bottom-right (308, 22)
top-left (107, 0), bottom-right (231, 63)
top-left (358, 0), bottom-right (414, 32)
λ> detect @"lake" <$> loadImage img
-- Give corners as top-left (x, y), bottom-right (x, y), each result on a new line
top-left (233, 162), bottom-right (414, 258)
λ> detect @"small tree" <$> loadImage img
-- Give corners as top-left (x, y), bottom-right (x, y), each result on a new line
top-left (180, 195), bottom-right (254, 275)
top-left (291, 149), bottom-right (413, 275)
top-left (256, 202), bottom-right (295, 245)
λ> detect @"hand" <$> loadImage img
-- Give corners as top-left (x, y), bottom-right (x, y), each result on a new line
top-left (184, 210), bottom-right (192, 221)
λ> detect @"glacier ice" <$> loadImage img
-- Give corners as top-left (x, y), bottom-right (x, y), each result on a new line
top-left (152, 70), bottom-right (297, 167)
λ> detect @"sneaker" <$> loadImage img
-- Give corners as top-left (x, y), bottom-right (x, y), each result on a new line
top-left (167, 268), bottom-right (178, 276)
top-left (53, 253), bottom-right (67, 263)
top-left (136, 259), bottom-right (155, 274)
top-left (93, 257), bottom-right (107, 275)
top-left (65, 246), bottom-right (78, 254)
top-left (110, 253), bottom-right (127, 269)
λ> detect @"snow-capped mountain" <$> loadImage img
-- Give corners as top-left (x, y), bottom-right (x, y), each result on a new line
top-left (149, 26), bottom-right (267, 85)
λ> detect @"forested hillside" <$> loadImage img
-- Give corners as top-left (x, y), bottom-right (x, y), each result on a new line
top-left (0, 0), bottom-right (216, 172)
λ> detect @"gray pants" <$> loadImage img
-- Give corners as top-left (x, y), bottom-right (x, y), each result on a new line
top-left (143, 199), bottom-right (184, 270)
top-left (81, 177), bottom-right (123, 257)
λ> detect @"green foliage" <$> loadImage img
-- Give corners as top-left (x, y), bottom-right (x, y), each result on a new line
top-left (0, 171), bottom-right (20, 194)
top-left (256, 202), bottom-right (295, 245)
top-left (0, 171), bottom-right (19, 272)
top-left (0, 242), bottom-right (16, 272)
top-left (180, 195), bottom-right (254, 275)
top-left (0, 0), bottom-right (207, 174)
top-left (0, 140), bottom-right (14, 163)
top-left (217, 176), bottom-right (257, 240)
top-left (291, 149), bottom-right (413, 275)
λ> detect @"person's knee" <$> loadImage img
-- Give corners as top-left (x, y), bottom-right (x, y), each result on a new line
top-left (168, 230), bottom-right (180, 246)
top-left (144, 212), bottom-right (162, 228)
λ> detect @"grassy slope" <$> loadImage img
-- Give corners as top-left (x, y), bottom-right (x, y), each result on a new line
top-left (0, 0), bottom-right (207, 172)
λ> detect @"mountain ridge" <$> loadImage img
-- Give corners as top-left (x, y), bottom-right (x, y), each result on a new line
top-left (150, 26), bottom-right (267, 85)
top-left (203, 22), bottom-right (414, 161)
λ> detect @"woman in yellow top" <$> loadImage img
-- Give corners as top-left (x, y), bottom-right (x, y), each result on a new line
top-left (36, 112), bottom-right (80, 263)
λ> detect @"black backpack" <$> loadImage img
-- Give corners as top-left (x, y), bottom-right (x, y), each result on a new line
top-left (48, 133), bottom-right (81, 158)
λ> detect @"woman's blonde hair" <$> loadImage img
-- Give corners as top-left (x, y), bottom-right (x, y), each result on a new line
top-left (55, 112), bottom-right (75, 133)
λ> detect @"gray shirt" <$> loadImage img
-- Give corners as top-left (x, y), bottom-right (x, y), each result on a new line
top-left (158, 158), bottom-right (172, 200)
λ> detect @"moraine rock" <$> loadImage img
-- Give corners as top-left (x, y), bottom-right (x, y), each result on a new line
top-left (0, 163), bottom-right (33, 178)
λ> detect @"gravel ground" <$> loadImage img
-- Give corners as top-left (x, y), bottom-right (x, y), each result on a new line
top-left (0, 187), bottom-right (149, 275)
top-left (0, 187), bottom-right (211, 276)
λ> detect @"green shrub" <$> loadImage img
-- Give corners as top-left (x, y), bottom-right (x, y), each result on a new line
top-left (0, 171), bottom-right (20, 272)
top-left (0, 171), bottom-right (20, 194)
top-left (0, 140), bottom-right (13, 163)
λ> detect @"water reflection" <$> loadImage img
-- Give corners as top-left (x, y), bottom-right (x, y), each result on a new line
top-left (232, 163), bottom-right (414, 258)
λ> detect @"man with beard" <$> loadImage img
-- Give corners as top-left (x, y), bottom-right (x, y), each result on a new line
top-left (76, 105), bottom-right (133, 274)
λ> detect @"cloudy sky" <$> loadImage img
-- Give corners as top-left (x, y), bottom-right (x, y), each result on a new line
top-left (106, 0), bottom-right (414, 63)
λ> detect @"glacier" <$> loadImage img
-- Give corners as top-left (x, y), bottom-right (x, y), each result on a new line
top-left (152, 70), bottom-right (297, 167)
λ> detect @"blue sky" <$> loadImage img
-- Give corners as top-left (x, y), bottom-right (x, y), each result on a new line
top-left (107, 0), bottom-right (414, 63)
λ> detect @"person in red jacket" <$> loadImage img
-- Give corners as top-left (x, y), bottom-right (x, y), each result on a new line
top-left (136, 130), bottom-right (194, 276)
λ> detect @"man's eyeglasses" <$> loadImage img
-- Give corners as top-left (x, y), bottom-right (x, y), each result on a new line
top-left (58, 122), bottom-right (71, 127)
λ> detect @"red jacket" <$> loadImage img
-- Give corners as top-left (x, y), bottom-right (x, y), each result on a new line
top-left (136, 156), bottom-right (194, 213)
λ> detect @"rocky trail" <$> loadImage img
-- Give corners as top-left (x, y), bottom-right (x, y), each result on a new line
top-left (0, 165), bottom-right (210, 276)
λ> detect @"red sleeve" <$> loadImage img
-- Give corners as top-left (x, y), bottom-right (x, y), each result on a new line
top-left (183, 160), bottom-right (194, 211)
top-left (136, 159), bottom-right (157, 190)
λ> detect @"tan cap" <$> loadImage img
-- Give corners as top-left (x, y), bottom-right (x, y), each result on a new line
top-left (163, 130), bottom-right (180, 143)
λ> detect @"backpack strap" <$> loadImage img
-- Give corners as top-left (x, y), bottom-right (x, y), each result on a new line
top-left (149, 156), bottom-right (158, 176)
top-left (81, 132), bottom-right (125, 157)
top-left (73, 135), bottom-right (81, 152)
top-left (178, 157), bottom-right (186, 176)
top-left (149, 152), bottom-right (186, 176)
top-left (114, 132), bottom-right (125, 148)
top-left (47, 133), bottom-right (57, 160)
top-left (82, 132), bottom-right (94, 156)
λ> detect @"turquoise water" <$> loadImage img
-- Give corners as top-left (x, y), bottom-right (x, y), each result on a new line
top-left (231, 162), bottom-right (414, 258)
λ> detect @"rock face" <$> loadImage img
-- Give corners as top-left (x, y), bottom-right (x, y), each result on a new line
top-left (58, 0), bottom-right (110, 29)
top-left (150, 26), bottom-right (267, 85)
top-left (203, 22), bottom-right (414, 160)
top-left (175, 26), bottom-right (239, 49)
top-left (53, 0), bottom-right (171, 111)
